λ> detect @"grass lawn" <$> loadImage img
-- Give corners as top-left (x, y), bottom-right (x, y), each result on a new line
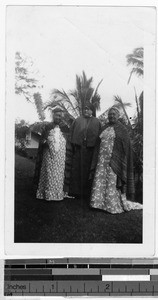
top-left (15, 154), bottom-right (142, 243)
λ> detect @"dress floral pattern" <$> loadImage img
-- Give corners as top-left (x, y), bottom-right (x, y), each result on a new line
top-left (36, 126), bottom-right (66, 201)
top-left (90, 126), bottom-right (142, 214)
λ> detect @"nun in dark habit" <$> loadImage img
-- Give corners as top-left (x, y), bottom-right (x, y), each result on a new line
top-left (68, 102), bottom-right (101, 200)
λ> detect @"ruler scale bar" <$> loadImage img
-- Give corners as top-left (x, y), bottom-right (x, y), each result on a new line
top-left (4, 281), bottom-right (158, 294)
top-left (4, 259), bottom-right (158, 296)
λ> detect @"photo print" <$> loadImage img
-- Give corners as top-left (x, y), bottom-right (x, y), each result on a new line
top-left (5, 4), bottom-right (156, 256)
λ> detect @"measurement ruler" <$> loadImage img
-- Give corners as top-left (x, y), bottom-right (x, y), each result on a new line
top-left (4, 258), bottom-right (158, 296)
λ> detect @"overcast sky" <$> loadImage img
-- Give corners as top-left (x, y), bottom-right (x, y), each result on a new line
top-left (6, 5), bottom-right (155, 123)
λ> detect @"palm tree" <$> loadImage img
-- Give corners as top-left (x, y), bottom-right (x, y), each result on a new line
top-left (126, 47), bottom-right (143, 84)
top-left (70, 72), bottom-right (93, 115)
top-left (47, 71), bottom-right (103, 119)
top-left (126, 47), bottom-right (144, 133)
top-left (126, 48), bottom-right (144, 202)
top-left (70, 71), bottom-right (102, 116)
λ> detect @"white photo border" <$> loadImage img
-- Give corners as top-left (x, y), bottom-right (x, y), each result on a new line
top-left (4, 1), bottom-right (157, 257)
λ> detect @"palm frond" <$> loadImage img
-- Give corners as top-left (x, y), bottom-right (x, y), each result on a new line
top-left (81, 71), bottom-right (93, 88)
top-left (114, 95), bottom-right (132, 129)
top-left (114, 101), bottom-right (132, 108)
top-left (126, 47), bottom-right (143, 61)
top-left (91, 94), bottom-right (101, 111)
top-left (126, 56), bottom-right (143, 67)
top-left (133, 47), bottom-right (143, 57)
top-left (127, 67), bottom-right (143, 84)
top-left (114, 95), bottom-right (123, 103)
top-left (90, 78), bottom-right (103, 111)
top-left (45, 99), bottom-right (75, 120)
top-left (76, 75), bottom-right (82, 97)
top-left (69, 90), bottom-right (78, 99)
top-left (49, 71), bottom-right (102, 118)
top-left (132, 67), bottom-right (143, 77)
top-left (49, 90), bottom-right (79, 118)
top-left (126, 47), bottom-right (144, 83)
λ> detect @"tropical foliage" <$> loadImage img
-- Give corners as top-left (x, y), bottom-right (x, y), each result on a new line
top-left (132, 91), bottom-right (143, 173)
top-left (70, 71), bottom-right (102, 116)
top-left (99, 47), bottom-right (143, 201)
top-left (113, 95), bottom-right (132, 129)
top-left (45, 71), bottom-right (102, 121)
top-left (126, 47), bottom-right (143, 202)
top-left (126, 47), bottom-right (143, 173)
top-left (46, 89), bottom-right (78, 121)
top-left (15, 52), bottom-right (44, 121)
top-left (15, 52), bottom-right (39, 102)
top-left (126, 47), bottom-right (143, 84)
top-left (15, 53), bottom-right (102, 123)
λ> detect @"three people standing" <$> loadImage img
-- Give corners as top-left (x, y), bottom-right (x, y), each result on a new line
top-left (34, 103), bottom-right (142, 214)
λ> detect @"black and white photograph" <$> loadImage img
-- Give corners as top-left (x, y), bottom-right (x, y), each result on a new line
top-left (5, 4), bottom-right (156, 256)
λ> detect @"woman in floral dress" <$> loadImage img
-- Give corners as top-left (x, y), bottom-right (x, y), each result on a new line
top-left (35, 109), bottom-right (68, 201)
top-left (90, 107), bottom-right (142, 214)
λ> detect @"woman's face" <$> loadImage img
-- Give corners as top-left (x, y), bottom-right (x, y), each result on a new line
top-left (53, 112), bottom-right (62, 124)
top-left (83, 107), bottom-right (93, 118)
top-left (108, 109), bottom-right (119, 124)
